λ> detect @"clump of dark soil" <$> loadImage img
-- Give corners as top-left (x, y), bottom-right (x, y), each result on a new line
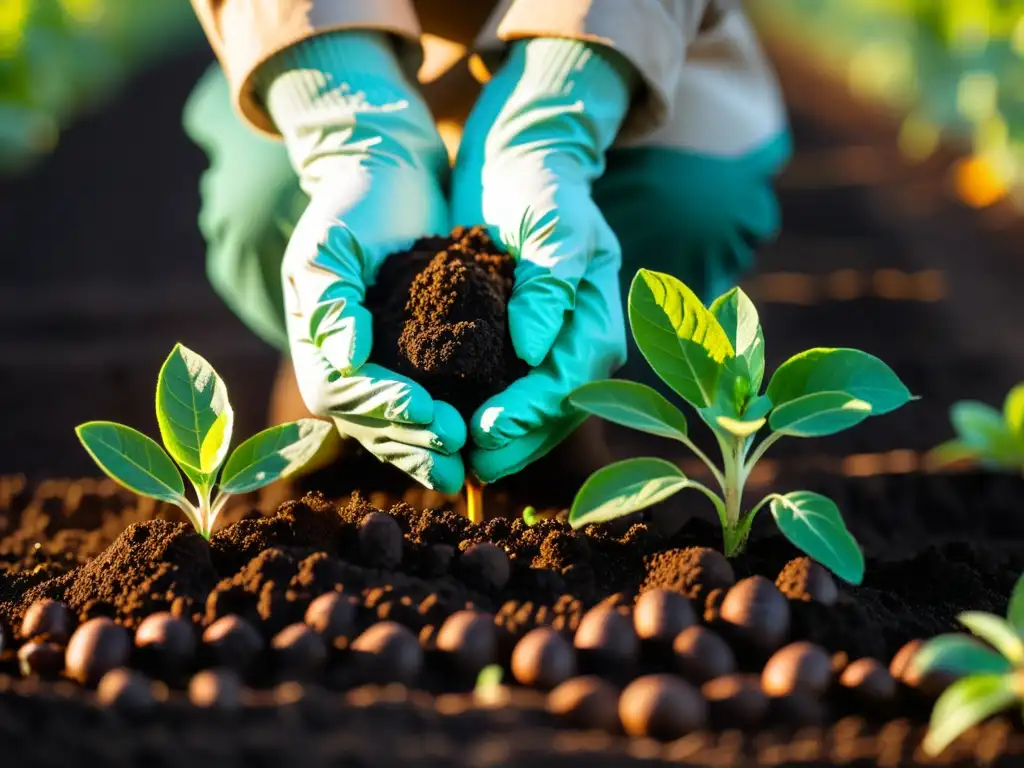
top-left (366, 226), bottom-right (529, 419)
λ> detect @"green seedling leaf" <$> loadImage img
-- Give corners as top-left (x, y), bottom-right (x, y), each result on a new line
top-left (1004, 384), bottom-right (1024, 439)
top-left (958, 612), bottom-right (1024, 665)
top-left (568, 380), bottom-right (688, 441)
top-left (1008, 573), bottom-right (1024, 634)
top-left (912, 634), bottom-right (1014, 678)
top-left (923, 674), bottom-right (1018, 756)
top-left (766, 348), bottom-right (913, 415)
top-left (76, 422), bottom-right (187, 505)
top-left (522, 506), bottom-right (540, 526)
top-left (628, 269), bottom-right (734, 409)
top-left (710, 286), bottom-right (765, 392)
top-left (950, 401), bottom-right (1023, 466)
top-left (570, 458), bottom-right (691, 529)
top-left (929, 440), bottom-right (979, 468)
top-left (156, 344), bottom-right (234, 483)
top-left (219, 419), bottom-right (333, 494)
top-left (769, 491), bottom-right (864, 584)
top-left (769, 391), bottom-right (872, 437)
top-left (716, 415), bottom-right (766, 438)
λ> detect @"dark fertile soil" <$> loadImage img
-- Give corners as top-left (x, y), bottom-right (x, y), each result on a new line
top-left (365, 226), bottom-right (529, 419)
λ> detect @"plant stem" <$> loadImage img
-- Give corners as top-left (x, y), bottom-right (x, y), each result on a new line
top-left (680, 435), bottom-right (726, 489)
top-left (466, 477), bottom-right (485, 525)
top-left (744, 432), bottom-right (783, 478)
top-left (197, 493), bottom-right (212, 540)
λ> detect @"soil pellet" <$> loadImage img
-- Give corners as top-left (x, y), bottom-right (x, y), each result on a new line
top-left (761, 641), bottom-right (833, 697)
top-left (701, 674), bottom-right (769, 729)
top-left (840, 657), bottom-right (898, 703)
top-left (96, 668), bottom-right (156, 710)
top-left (134, 613), bottom-right (195, 674)
top-left (304, 592), bottom-right (357, 641)
top-left (547, 676), bottom-right (620, 732)
top-left (350, 621), bottom-right (423, 686)
top-left (17, 640), bottom-right (64, 679)
top-left (642, 547), bottom-right (735, 601)
top-left (618, 674), bottom-right (708, 740)
top-left (358, 512), bottom-right (403, 570)
top-left (574, 604), bottom-right (639, 666)
top-left (775, 557), bottom-right (838, 606)
top-left (271, 623), bottom-right (327, 677)
top-left (890, 638), bottom-right (955, 696)
top-left (634, 589), bottom-right (696, 643)
top-left (435, 610), bottom-right (496, 676)
top-left (426, 543), bottom-right (454, 577)
top-left (189, 669), bottom-right (243, 710)
top-left (511, 627), bottom-right (576, 690)
top-left (720, 575), bottom-right (790, 653)
top-left (20, 599), bottom-right (74, 643)
top-left (202, 615), bottom-right (263, 673)
top-left (672, 626), bottom-right (736, 684)
top-left (459, 542), bottom-right (510, 591)
top-left (65, 617), bottom-right (130, 687)
top-left (766, 691), bottom-right (829, 728)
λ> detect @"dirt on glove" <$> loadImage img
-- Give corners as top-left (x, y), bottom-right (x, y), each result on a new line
top-left (366, 226), bottom-right (529, 420)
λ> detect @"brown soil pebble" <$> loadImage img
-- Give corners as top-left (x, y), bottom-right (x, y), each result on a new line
top-left (574, 604), bottom-right (639, 667)
top-left (511, 626), bottom-right (576, 690)
top-left (719, 575), bottom-right (790, 654)
top-left (889, 638), bottom-right (955, 696)
top-left (761, 641), bottom-right (833, 697)
top-left (673, 626), bottom-right (736, 684)
top-left (641, 547), bottom-right (735, 601)
top-left (189, 669), bottom-right (243, 710)
top-left (618, 674), bottom-right (708, 741)
top-left (775, 557), bottom-right (839, 606)
top-left (304, 592), bottom-right (357, 641)
top-left (350, 621), bottom-right (422, 686)
top-left (365, 226), bottom-right (526, 418)
top-left (65, 617), bottom-right (130, 687)
top-left (633, 589), bottom-right (696, 643)
top-left (134, 612), bottom-right (195, 675)
top-left (435, 610), bottom-right (497, 676)
top-left (701, 674), bottom-right (769, 729)
top-left (96, 668), bottom-right (157, 710)
top-left (358, 512), bottom-right (403, 570)
top-left (766, 691), bottom-right (829, 728)
top-left (459, 542), bottom-right (510, 591)
top-left (20, 599), bottom-right (74, 642)
top-left (840, 657), bottom-right (898, 704)
top-left (271, 623), bottom-right (327, 677)
top-left (547, 676), bottom-right (620, 732)
top-left (18, 640), bottom-right (64, 679)
top-left (202, 615), bottom-right (263, 673)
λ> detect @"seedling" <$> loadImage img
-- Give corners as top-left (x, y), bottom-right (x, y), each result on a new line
top-left (567, 269), bottom-right (915, 585)
top-left (930, 383), bottom-right (1024, 472)
top-left (911, 573), bottom-right (1024, 755)
top-left (76, 343), bottom-right (333, 539)
top-left (522, 506), bottom-right (540, 526)
top-left (465, 477), bottom-right (485, 524)
top-left (474, 663), bottom-right (506, 705)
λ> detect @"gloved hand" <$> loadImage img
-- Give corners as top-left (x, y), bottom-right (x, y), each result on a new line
top-left (451, 38), bottom-right (637, 483)
top-left (257, 31), bottom-right (466, 494)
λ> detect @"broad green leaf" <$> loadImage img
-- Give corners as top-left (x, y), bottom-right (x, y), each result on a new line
top-left (769, 491), bottom-right (864, 585)
top-left (219, 419), bottom-right (334, 494)
top-left (950, 401), bottom-right (1023, 466)
top-left (1004, 384), bottom-right (1024, 439)
top-left (744, 394), bottom-right (773, 421)
top-left (716, 415), bottom-right (766, 438)
top-left (76, 421), bottom-right (187, 505)
top-left (156, 344), bottom-right (234, 483)
top-left (958, 612), bottom-right (1024, 665)
top-left (922, 674), bottom-right (1017, 756)
top-left (766, 348), bottom-right (913, 416)
top-left (568, 380), bottom-right (688, 441)
top-left (1008, 573), bottom-right (1024, 634)
top-left (912, 634), bottom-right (1013, 678)
top-left (710, 287), bottom-right (765, 392)
top-left (570, 457), bottom-right (691, 529)
top-left (769, 391), bottom-right (872, 437)
top-left (628, 269), bottom-right (734, 409)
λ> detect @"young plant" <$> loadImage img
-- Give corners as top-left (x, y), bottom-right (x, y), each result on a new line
top-left (567, 269), bottom-right (915, 585)
top-left (910, 573), bottom-right (1024, 756)
top-left (76, 343), bottom-right (333, 539)
top-left (930, 383), bottom-right (1024, 472)
top-left (522, 506), bottom-right (541, 526)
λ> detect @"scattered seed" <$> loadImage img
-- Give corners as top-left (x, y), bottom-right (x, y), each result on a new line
top-left (65, 617), bottom-right (130, 687)
top-left (511, 627), bottom-right (576, 689)
top-left (96, 668), bottom-right (156, 710)
top-left (618, 674), bottom-right (707, 740)
top-left (672, 626), bottom-right (736, 684)
top-left (21, 599), bottom-right (74, 643)
top-left (305, 592), bottom-right (357, 641)
top-left (702, 674), bottom-right (768, 729)
top-left (358, 512), bottom-right (403, 570)
top-left (272, 623), bottom-right (327, 677)
top-left (547, 676), bottom-right (620, 732)
top-left (775, 557), bottom-right (838, 606)
top-left (435, 610), bottom-right (496, 676)
top-left (18, 640), bottom-right (64, 679)
top-left (135, 613), bottom-right (195, 675)
top-left (202, 615), bottom-right (263, 673)
top-left (634, 589), bottom-right (696, 643)
top-left (460, 542), bottom-right (510, 591)
top-left (840, 657), bottom-right (897, 703)
top-left (720, 576), bottom-right (790, 653)
top-left (574, 604), bottom-right (639, 666)
top-left (350, 621), bottom-right (423, 685)
top-left (189, 668), bottom-right (242, 710)
top-left (761, 641), bottom-right (833, 697)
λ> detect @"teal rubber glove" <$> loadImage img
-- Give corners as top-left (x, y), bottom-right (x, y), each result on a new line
top-left (451, 38), bottom-right (635, 483)
top-left (258, 31), bottom-right (466, 494)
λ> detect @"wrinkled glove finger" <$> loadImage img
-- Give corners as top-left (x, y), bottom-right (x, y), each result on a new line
top-left (332, 401), bottom-right (466, 455)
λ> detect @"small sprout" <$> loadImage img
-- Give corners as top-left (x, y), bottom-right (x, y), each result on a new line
top-left (522, 506), bottom-right (540, 526)
top-left (474, 663), bottom-right (505, 705)
top-left (566, 269), bottom-right (916, 585)
top-left (75, 343), bottom-right (332, 539)
top-left (912, 572), bottom-right (1024, 756)
top-left (929, 383), bottom-right (1024, 472)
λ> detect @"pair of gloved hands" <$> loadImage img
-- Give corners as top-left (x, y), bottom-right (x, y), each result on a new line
top-left (261, 31), bottom-right (634, 495)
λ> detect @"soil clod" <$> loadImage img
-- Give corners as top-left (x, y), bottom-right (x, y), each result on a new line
top-left (673, 626), bottom-right (737, 684)
top-left (435, 609), bottom-right (497, 677)
top-left (96, 668), bottom-right (157, 710)
top-left (65, 616), bottom-right (130, 686)
top-left (271, 623), bottom-right (328, 678)
top-left (761, 641), bottom-right (833, 697)
top-left (358, 512), bottom-right (404, 570)
top-left (633, 588), bottom-right (696, 644)
top-left (547, 675), bottom-right (620, 732)
top-left (459, 542), bottom-right (510, 591)
top-left (701, 674), bottom-right (769, 729)
top-left (511, 626), bottom-right (576, 690)
top-left (618, 674), bottom-right (708, 741)
top-left (304, 592), bottom-right (357, 641)
top-left (202, 615), bottom-right (263, 674)
top-left (134, 612), bottom-right (195, 677)
top-left (20, 599), bottom-right (74, 642)
top-left (642, 547), bottom-right (736, 601)
top-left (17, 640), bottom-right (64, 679)
top-left (776, 558), bottom-right (839, 606)
top-left (720, 576), bottom-right (791, 654)
top-left (574, 604), bottom-right (639, 669)
top-left (189, 668), bottom-right (243, 710)
top-left (350, 621), bottom-right (423, 686)
top-left (840, 657), bottom-right (898, 704)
